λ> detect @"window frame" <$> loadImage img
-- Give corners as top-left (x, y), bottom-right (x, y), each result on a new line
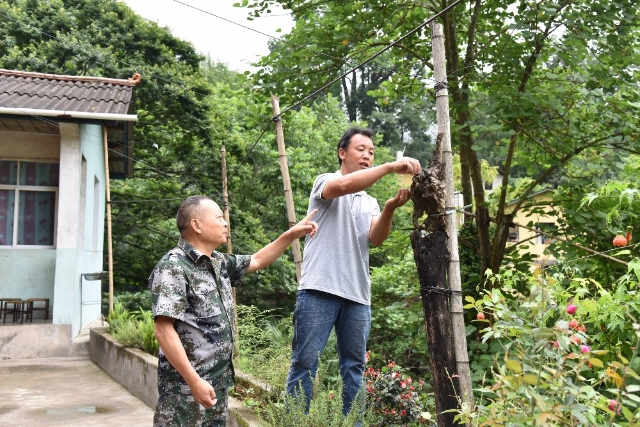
top-left (0, 160), bottom-right (58, 249)
top-left (536, 222), bottom-right (557, 245)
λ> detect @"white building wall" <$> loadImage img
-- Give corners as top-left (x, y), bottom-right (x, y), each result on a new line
top-left (79, 124), bottom-right (106, 331)
top-left (52, 122), bottom-right (106, 336)
top-left (52, 123), bottom-right (82, 333)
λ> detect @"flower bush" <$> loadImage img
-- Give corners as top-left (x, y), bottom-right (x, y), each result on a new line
top-left (364, 356), bottom-right (436, 427)
top-left (463, 268), bottom-right (640, 426)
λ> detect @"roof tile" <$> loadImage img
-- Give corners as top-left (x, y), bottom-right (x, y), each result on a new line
top-left (0, 69), bottom-right (137, 116)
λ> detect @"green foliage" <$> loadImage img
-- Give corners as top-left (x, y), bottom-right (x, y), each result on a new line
top-left (236, 305), bottom-right (292, 394)
top-left (102, 290), bottom-right (152, 315)
top-left (364, 360), bottom-right (436, 426)
top-left (106, 302), bottom-right (158, 357)
top-left (548, 156), bottom-right (640, 284)
top-left (369, 229), bottom-right (428, 372)
top-left (105, 300), bottom-right (133, 334)
top-left (260, 382), bottom-right (364, 427)
top-left (463, 268), bottom-right (640, 426)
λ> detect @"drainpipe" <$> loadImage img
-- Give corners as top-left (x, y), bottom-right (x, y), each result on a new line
top-left (103, 127), bottom-right (115, 313)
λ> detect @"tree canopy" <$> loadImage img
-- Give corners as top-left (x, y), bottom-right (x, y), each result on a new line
top-left (244, 0), bottom-right (640, 280)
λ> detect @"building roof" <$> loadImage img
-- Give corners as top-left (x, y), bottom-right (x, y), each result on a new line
top-left (0, 69), bottom-right (139, 117)
top-left (506, 188), bottom-right (554, 206)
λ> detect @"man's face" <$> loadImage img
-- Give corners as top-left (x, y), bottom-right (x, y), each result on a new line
top-left (192, 199), bottom-right (228, 249)
top-left (339, 133), bottom-right (375, 174)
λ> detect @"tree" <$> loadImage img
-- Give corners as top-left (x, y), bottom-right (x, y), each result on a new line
top-left (242, 0), bottom-right (640, 280)
top-left (0, 0), bottom-right (217, 290)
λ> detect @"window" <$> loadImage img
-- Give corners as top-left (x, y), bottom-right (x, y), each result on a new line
top-left (0, 161), bottom-right (58, 247)
top-left (536, 222), bottom-right (557, 245)
top-left (508, 226), bottom-right (519, 242)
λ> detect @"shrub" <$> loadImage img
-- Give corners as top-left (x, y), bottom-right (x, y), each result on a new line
top-left (102, 290), bottom-right (152, 315)
top-left (364, 357), bottom-right (436, 427)
top-left (236, 305), bottom-right (292, 394)
top-left (106, 302), bottom-right (158, 357)
top-left (260, 381), bottom-right (363, 427)
top-left (463, 268), bottom-right (640, 426)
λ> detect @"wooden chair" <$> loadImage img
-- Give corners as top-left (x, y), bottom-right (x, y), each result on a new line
top-left (1, 299), bottom-right (30, 324)
top-left (1, 298), bottom-right (20, 323)
top-left (27, 298), bottom-right (50, 321)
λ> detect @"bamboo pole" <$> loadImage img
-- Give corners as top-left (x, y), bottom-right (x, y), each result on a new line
top-left (221, 145), bottom-right (233, 254)
top-left (270, 95), bottom-right (303, 282)
top-left (221, 145), bottom-right (240, 365)
top-left (431, 21), bottom-right (474, 412)
top-left (103, 127), bottom-right (114, 313)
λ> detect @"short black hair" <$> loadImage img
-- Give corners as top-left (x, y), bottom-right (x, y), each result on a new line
top-left (337, 127), bottom-right (375, 166)
top-left (176, 195), bottom-right (212, 233)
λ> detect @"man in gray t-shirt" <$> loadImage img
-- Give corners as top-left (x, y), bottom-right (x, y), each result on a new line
top-left (285, 127), bottom-right (421, 416)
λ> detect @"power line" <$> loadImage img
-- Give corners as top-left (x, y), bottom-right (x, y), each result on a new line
top-left (234, 0), bottom-right (466, 169)
top-left (0, 98), bottom-right (185, 182)
top-left (170, 0), bottom-right (353, 67)
top-left (276, 0), bottom-right (465, 118)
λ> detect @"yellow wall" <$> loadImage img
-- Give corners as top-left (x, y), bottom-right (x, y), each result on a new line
top-left (507, 190), bottom-right (560, 267)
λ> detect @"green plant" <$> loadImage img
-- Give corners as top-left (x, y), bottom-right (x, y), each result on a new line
top-left (138, 309), bottom-right (159, 356)
top-left (463, 268), bottom-right (640, 426)
top-left (236, 305), bottom-right (292, 394)
top-left (364, 358), bottom-right (436, 427)
top-left (105, 300), bottom-right (133, 334)
top-left (106, 303), bottom-right (158, 357)
top-left (260, 381), bottom-right (364, 427)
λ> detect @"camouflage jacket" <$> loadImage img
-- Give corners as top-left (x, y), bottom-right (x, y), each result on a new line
top-left (149, 237), bottom-right (251, 392)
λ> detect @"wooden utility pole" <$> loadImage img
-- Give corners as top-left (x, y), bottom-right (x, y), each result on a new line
top-left (431, 20), bottom-right (473, 415)
top-left (221, 145), bottom-right (240, 365)
top-left (270, 95), bottom-right (303, 281)
top-left (103, 127), bottom-right (114, 313)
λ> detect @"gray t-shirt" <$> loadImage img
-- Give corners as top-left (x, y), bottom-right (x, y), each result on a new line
top-left (299, 171), bottom-right (381, 305)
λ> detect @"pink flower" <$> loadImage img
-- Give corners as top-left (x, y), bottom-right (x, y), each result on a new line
top-left (580, 345), bottom-right (591, 354)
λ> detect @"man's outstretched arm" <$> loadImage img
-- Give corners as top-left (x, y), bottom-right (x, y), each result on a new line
top-left (322, 158), bottom-right (420, 200)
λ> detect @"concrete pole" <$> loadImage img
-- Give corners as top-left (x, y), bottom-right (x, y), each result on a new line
top-left (430, 21), bottom-right (474, 411)
top-left (271, 95), bottom-right (303, 282)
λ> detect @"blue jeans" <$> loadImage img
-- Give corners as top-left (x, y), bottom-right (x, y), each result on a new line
top-left (286, 290), bottom-right (371, 415)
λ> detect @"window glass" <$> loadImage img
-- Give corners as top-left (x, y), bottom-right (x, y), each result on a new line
top-left (18, 191), bottom-right (56, 245)
top-left (0, 189), bottom-right (15, 245)
top-left (19, 162), bottom-right (60, 186)
top-left (537, 222), bottom-right (557, 245)
top-left (0, 161), bottom-right (57, 247)
top-left (0, 161), bottom-right (18, 185)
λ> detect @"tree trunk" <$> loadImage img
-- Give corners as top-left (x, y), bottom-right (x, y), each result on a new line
top-left (442, 1), bottom-right (491, 274)
top-left (410, 145), bottom-right (459, 426)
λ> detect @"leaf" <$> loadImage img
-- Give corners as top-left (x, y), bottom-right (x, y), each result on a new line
top-left (505, 359), bottom-right (523, 374)
top-left (622, 406), bottom-right (634, 422)
top-left (579, 192), bottom-right (599, 209)
top-left (588, 358), bottom-right (604, 368)
top-left (523, 374), bottom-right (540, 385)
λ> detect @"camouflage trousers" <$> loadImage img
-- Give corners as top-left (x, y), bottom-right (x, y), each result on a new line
top-left (153, 386), bottom-right (229, 427)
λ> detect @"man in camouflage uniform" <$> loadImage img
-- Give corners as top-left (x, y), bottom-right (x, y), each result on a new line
top-left (150, 195), bottom-right (317, 427)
